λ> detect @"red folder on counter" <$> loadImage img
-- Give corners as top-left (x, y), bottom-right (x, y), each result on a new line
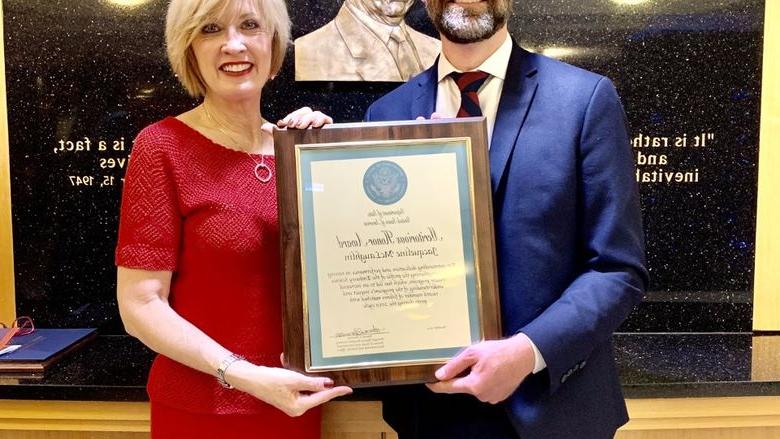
top-left (0, 328), bottom-right (97, 374)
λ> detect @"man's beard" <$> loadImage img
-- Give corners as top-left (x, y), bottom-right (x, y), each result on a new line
top-left (428, 1), bottom-right (511, 44)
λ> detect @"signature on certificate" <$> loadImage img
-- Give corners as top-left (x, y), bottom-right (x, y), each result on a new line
top-left (332, 325), bottom-right (387, 339)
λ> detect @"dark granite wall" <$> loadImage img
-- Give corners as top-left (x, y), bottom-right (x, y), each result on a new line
top-left (4, 0), bottom-right (764, 333)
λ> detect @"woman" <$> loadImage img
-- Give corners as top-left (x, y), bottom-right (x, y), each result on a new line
top-left (115, 0), bottom-right (351, 437)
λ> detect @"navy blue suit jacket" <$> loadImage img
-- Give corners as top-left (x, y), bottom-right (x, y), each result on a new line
top-left (365, 42), bottom-right (648, 438)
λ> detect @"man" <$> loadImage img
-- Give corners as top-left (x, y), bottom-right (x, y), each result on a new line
top-left (295, 0), bottom-right (440, 81)
top-left (365, 1), bottom-right (648, 438)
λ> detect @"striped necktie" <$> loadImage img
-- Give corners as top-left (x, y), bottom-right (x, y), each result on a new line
top-left (450, 71), bottom-right (490, 117)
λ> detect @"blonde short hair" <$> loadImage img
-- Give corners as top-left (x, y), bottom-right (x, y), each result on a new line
top-left (165, 0), bottom-right (291, 97)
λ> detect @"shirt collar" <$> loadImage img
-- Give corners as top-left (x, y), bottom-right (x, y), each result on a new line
top-left (437, 32), bottom-right (513, 82)
top-left (345, 2), bottom-right (399, 45)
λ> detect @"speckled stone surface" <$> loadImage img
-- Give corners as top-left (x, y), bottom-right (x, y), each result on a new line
top-left (1, 334), bottom-right (778, 401)
top-left (3, 1), bottom-right (764, 333)
top-left (615, 332), bottom-right (780, 398)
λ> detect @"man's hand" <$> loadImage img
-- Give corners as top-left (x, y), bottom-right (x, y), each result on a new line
top-left (426, 333), bottom-right (536, 404)
top-left (415, 112), bottom-right (444, 120)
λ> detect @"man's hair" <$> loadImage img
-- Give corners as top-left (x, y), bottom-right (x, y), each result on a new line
top-left (165, 0), bottom-right (291, 97)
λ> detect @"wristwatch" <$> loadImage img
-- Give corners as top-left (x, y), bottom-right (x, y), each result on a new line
top-left (216, 353), bottom-right (246, 389)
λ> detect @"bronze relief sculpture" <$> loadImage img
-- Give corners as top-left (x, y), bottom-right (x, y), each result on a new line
top-left (295, 0), bottom-right (440, 82)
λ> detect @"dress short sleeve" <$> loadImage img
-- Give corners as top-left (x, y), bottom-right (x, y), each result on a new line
top-left (115, 125), bottom-right (181, 271)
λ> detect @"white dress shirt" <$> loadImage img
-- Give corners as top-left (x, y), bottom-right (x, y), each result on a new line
top-left (435, 33), bottom-right (513, 146)
top-left (436, 34), bottom-right (547, 374)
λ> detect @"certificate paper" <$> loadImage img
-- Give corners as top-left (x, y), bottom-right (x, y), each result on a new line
top-left (297, 140), bottom-right (482, 370)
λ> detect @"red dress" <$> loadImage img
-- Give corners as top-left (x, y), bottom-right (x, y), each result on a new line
top-left (115, 117), bottom-right (320, 438)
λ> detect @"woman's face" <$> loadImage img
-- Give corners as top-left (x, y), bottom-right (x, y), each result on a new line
top-left (191, 1), bottom-right (273, 101)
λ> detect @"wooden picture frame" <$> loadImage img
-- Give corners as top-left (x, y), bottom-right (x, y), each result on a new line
top-left (273, 118), bottom-right (501, 387)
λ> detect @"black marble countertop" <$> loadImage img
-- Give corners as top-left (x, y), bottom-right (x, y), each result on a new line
top-left (0, 333), bottom-right (778, 401)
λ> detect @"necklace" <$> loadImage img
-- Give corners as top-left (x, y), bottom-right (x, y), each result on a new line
top-left (202, 104), bottom-right (273, 183)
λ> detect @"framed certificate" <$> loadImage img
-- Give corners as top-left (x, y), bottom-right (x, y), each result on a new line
top-left (274, 118), bottom-right (501, 387)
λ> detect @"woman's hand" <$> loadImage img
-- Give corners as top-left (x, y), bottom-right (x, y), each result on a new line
top-left (227, 361), bottom-right (352, 417)
top-left (276, 106), bottom-right (334, 129)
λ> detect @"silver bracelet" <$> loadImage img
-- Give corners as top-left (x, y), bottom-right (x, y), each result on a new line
top-left (216, 353), bottom-right (246, 389)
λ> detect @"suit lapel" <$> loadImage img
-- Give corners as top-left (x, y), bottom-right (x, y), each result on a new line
top-left (410, 59), bottom-right (438, 119)
top-left (489, 43), bottom-right (538, 194)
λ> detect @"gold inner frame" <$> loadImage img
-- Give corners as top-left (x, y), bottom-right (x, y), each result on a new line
top-left (293, 137), bottom-right (486, 372)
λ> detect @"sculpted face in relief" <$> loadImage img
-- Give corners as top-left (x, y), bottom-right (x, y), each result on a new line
top-left (424, 0), bottom-right (512, 44)
top-left (294, 0), bottom-right (441, 81)
top-left (358, 0), bottom-right (416, 25)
